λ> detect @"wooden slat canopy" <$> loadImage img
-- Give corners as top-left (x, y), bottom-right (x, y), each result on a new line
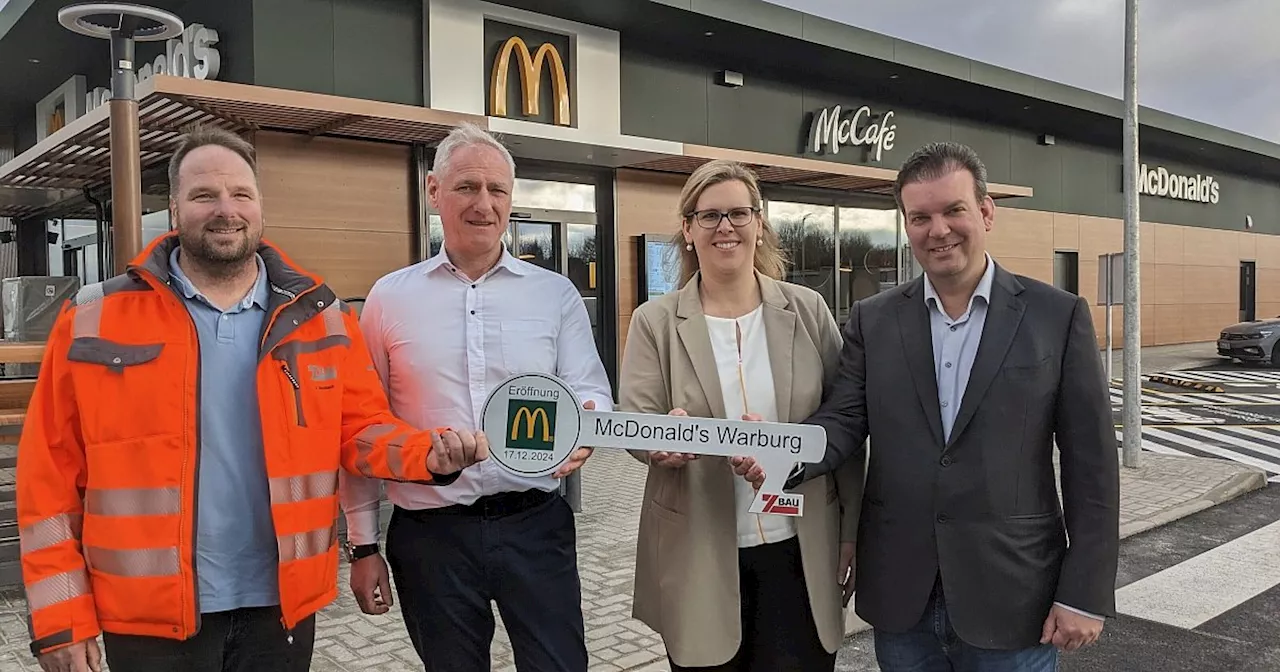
top-left (0, 76), bottom-right (488, 219)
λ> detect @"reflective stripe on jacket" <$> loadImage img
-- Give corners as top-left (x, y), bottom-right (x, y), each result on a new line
top-left (17, 233), bottom-right (446, 656)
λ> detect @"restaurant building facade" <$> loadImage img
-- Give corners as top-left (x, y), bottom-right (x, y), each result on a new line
top-left (2, 0), bottom-right (1280, 385)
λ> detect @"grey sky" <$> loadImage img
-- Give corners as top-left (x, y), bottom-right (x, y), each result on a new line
top-left (765, 0), bottom-right (1280, 143)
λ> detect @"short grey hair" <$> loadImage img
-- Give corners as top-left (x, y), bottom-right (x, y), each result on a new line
top-left (893, 141), bottom-right (989, 212)
top-left (431, 122), bottom-right (516, 180)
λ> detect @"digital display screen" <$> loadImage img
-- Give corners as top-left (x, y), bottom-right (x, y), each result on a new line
top-left (639, 235), bottom-right (681, 304)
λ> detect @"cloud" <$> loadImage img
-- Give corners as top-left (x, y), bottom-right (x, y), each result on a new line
top-left (764, 0), bottom-right (1280, 143)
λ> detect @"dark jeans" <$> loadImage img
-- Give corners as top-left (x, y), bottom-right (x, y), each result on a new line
top-left (102, 606), bottom-right (315, 672)
top-left (874, 578), bottom-right (1059, 672)
top-left (386, 489), bottom-right (587, 672)
top-left (669, 536), bottom-right (835, 672)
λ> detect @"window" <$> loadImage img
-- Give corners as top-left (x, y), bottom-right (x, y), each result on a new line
top-left (767, 201), bottom-right (836, 309)
top-left (1053, 251), bottom-right (1079, 295)
top-left (765, 197), bottom-right (905, 322)
top-left (836, 207), bottom-right (900, 323)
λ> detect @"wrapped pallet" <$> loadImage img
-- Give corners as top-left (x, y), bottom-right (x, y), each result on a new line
top-left (2, 276), bottom-right (80, 377)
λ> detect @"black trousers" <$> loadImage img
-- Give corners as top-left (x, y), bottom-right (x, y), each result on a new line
top-left (669, 536), bottom-right (836, 672)
top-left (386, 488), bottom-right (587, 672)
top-left (101, 606), bottom-right (315, 672)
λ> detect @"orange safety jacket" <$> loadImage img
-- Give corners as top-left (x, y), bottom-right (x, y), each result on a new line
top-left (17, 233), bottom-right (451, 656)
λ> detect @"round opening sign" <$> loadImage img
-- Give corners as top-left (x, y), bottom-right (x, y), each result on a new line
top-left (480, 373), bottom-right (583, 477)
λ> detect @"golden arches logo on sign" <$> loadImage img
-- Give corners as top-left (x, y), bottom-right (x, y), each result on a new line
top-left (507, 399), bottom-right (556, 450)
top-left (489, 35), bottom-right (571, 126)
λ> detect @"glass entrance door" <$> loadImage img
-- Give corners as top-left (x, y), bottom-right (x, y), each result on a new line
top-left (508, 219), bottom-right (560, 272)
top-left (505, 209), bottom-right (600, 336)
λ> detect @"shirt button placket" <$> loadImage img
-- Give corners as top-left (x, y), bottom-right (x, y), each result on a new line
top-left (467, 282), bottom-right (483, 415)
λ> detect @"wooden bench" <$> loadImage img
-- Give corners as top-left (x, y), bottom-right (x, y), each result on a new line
top-left (0, 342), bottom-right (43, 433)
top-left (0, 342), bottom-right (45, 589)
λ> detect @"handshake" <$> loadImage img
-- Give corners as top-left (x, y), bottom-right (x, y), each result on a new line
top-left (426, 427), bottom-right (490, 475)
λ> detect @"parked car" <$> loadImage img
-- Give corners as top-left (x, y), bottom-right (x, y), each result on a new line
top-left (1218, 318), bottom-right (1280, 365)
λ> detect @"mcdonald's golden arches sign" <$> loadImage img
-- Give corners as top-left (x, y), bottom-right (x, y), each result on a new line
top-left (488, 30), bottom-right (572, 127)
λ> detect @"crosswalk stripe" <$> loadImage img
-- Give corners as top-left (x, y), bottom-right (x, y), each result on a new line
top-left (1113, 430), bottom-right (1184, 456)
top-left (1111, 389), bottom-right (1280, 405)
top-left (1143, 427), bottom-right (1280, 475)
top-left (1174, 427), bottom-right (1280, 467)
top-left (1115, 519), bottom-right (1280, 629)
top-left (1237, 394), bottom-right (1279, 403)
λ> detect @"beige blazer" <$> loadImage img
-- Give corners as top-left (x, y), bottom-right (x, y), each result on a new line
top-left (619, 272), bottom-right (865, 668)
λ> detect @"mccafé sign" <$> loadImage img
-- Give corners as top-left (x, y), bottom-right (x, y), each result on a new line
top-left (807, 104), bottom-right (898, 162)
top-left (1137, 164), bottom-right (1220, 205)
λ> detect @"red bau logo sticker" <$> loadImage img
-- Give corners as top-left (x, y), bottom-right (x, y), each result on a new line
top-left (760, 493), bottom-right (804, 517)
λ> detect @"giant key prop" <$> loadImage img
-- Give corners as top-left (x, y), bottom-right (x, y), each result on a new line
top-left (481, 373), bottom-right (827, 516)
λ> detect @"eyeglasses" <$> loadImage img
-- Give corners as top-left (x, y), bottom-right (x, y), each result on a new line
top-left (686, 207), bottom-right (759, 229)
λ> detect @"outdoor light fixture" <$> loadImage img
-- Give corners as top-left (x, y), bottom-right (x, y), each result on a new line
top-left (715, 70), bottom-right (744, 88)
top-left (57, 2), bottom-right (183, 278)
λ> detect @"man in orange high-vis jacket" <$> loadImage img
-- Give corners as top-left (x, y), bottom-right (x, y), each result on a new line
top-left (17, 124), bottom-right (488, 672)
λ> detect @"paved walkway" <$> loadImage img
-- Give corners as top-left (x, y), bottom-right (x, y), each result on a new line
top-left (0, 445), bottom-right (1264, 672)
top-left (1103, 340), bottom-right (1222, 376)
top-left (0, 341), bottom-right (1266, 671)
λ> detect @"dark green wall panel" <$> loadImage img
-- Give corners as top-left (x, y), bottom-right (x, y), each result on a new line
top-left (618, 43), bottom-right (708, 145)
top-left (951, 120), bottom-right (1011, 184)
top-left (882, 111), bottom-right (952, 165)
top-left (1058, 143), bottom-right (1113, 219)
top-left (253, 0), bottom-right (334, 95)
top-left (252, 0), bottom-right (421, 105)
top-left (334, 0), bottom-right (422, 106)
top-left (1008, 134), bottom-right (1061, 212)
top-left (707, 73), bottom-right (803, 156)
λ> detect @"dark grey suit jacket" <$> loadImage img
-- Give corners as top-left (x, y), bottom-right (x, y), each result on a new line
top-left (802, 263), bottom-right (1120, 650)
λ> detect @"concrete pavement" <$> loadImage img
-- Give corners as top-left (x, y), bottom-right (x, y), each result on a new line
top-left (0, 342), bottom-right (1266, 671)
top-left (1103, 340), bottom-right (1222, 376)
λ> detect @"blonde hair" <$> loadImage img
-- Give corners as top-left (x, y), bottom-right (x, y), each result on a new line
top-left (674, 160), bottom-right (786, 286)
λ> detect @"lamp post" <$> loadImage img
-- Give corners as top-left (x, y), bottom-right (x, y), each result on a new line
top-left (1121, 0), bottom-right (1142, 468)
top-left (57, 3), bottom-right (182, 278)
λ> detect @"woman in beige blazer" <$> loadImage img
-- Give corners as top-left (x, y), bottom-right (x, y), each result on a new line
top-left (619, 159), bottom-right (864, 671)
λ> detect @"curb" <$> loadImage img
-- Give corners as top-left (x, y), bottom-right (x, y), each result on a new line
top-left (1144, 374), bottom-right (1225, 393)
top-left (1118, 468), bottom-right (1268, 540)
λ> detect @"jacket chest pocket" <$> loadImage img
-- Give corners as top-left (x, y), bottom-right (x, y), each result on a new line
top-left (274, 347), bottom-right (343, 429)
top-left (992, 355), bottom-right (1056, 421)
top-left (68, 338), bottom-right (180, 439)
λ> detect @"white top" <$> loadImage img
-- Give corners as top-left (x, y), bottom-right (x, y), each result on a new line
top-left (705, 305), bottom-right (797, 548)
top-left (339, 247), bottom-right (615, 546)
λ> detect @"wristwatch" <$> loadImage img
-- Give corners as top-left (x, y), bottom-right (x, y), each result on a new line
top-left (345, 542), bottom-right (380, 563)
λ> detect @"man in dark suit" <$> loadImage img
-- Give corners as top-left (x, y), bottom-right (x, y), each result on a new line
top-left (794, 141), bottom-right (1120, 671)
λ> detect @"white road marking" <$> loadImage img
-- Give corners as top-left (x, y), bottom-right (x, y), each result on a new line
top-left (1116, 519), bottom-right (1280, 629)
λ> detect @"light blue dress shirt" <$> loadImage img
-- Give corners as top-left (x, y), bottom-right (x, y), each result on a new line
top-left (922, 254), bottom-right (995, 443)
